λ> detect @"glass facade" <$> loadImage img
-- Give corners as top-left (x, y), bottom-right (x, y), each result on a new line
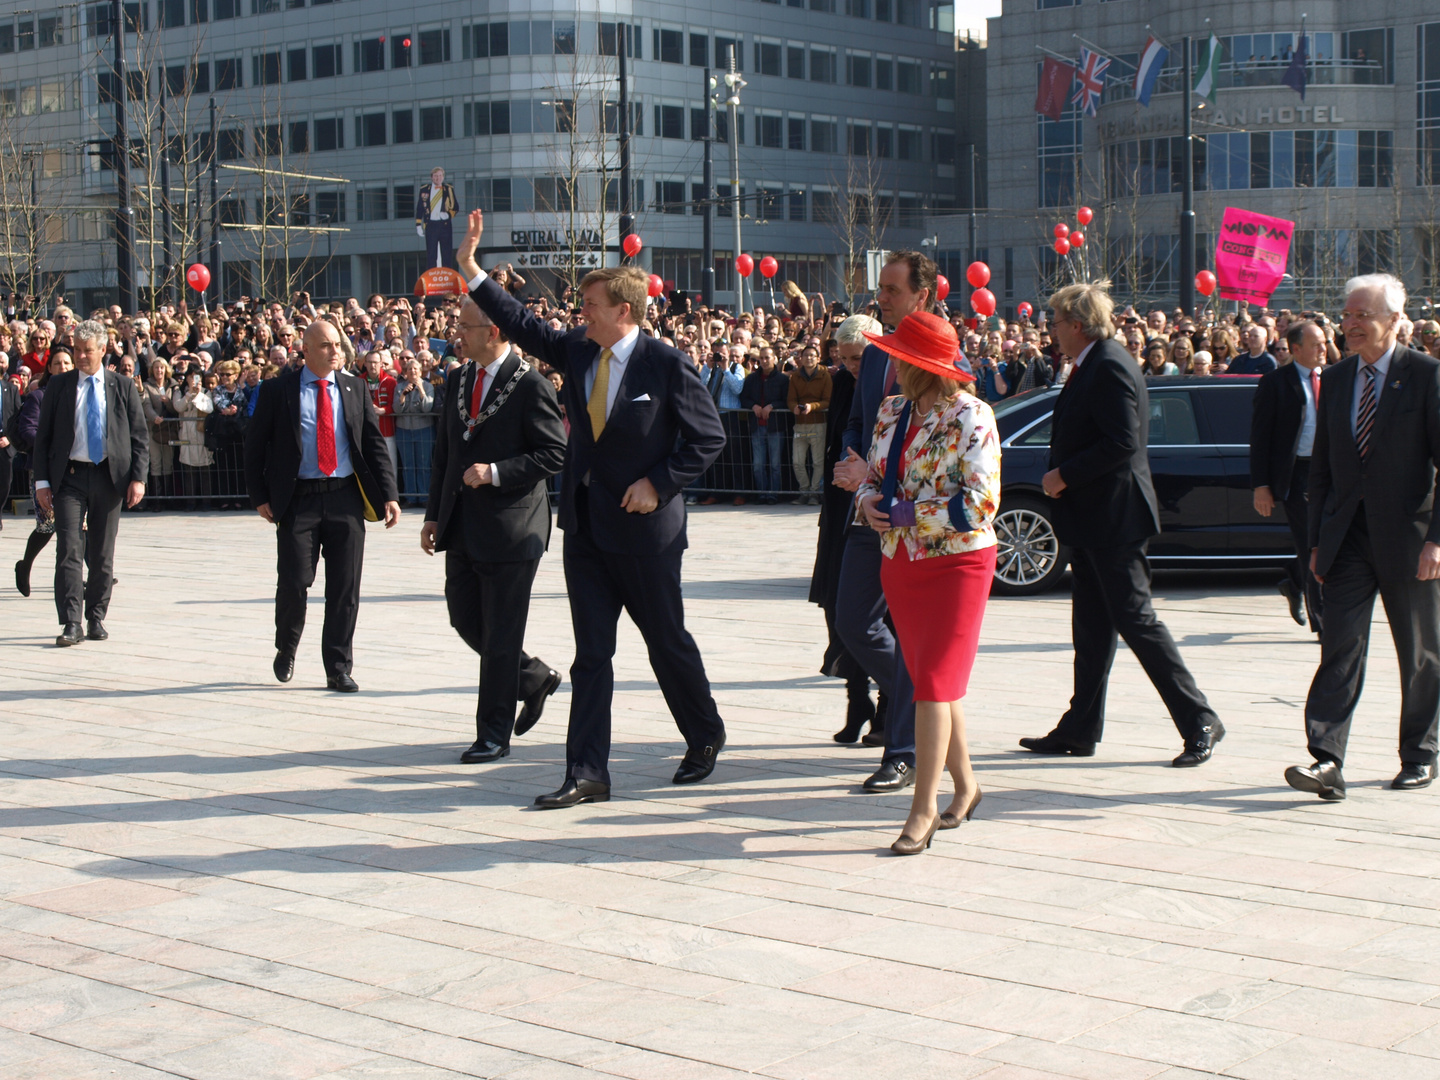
top-left (1106, 131), bottom-right (1391, 197)
top-left (1421, 24), bottom-right (1440, 184)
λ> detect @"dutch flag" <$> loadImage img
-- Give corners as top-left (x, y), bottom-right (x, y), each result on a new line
top-left (1134, 36), bottom-right (1169, 107)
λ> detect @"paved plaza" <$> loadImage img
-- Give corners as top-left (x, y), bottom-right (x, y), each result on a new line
top-left (3, 506), bottom-right (1440, 1079)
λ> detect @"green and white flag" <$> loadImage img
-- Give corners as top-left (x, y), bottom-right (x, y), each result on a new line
top-left (1194, 34), bottom-right (1223, 105)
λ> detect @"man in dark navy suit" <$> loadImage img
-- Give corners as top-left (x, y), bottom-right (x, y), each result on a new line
top-left (831, 252), bottom-right (928, 794)
top-left (457, 210), bottom-right (727, 808)
top-left (1250, 319), bottom-right (1326, 633)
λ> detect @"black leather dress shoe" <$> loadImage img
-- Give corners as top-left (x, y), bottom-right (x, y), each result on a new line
top-left (673, 734), bottom-right (726, 784)
top-left (326, 672), bottom-right (360, 693)
top-left (515, 669), bottom-right (561, 737)
top-left (534, 778), bottom-right (610, 809)
top-left (1173, 721), bottom-right (1226, 768)
top-left (1278, 579), bottom-right (1305, 626)
top-left (85, 619), bottom-right (108, 641)
top-left (1392, 762), bottom-right (1436, 790)
top-left (55, 622), bottom-right (84, 647)
top-left (862, 760), bottom-right (914, 793)
top-left (273, 652), bottom-right (295, 683)
top-left (15, 560), bottom-right (31, 597)
top-left (460, 740), bottom-right (510, 764)
top-left (1285, 760), bottom-right (1346, 801)
top-left (1018, 731), bottom-right (1096, 756)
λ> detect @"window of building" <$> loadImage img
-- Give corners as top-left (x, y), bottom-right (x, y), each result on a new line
top-left (289, 121), bottom-right (308, 153)
top-left (316, 191), bottom-right (344, 223)
top-left (214, 0), bottom-right (238, 18)
top-left (1036, 87), bottom-right (1080, 207)
top-left (810, 48), bottom-right (837, 83)
top-left (849, 122), bottom-right (870, 156)
top-left (875, 125), bottom-right (893, 158)
top-left (758, 113), bottom-right (783, 148)
top-left (253, 0), bottom-right (281, 13)
top-left (356, 38), bottom-right (384, 72)
top-left (420, 104), bottom-right (451, 141)
top-left (788, 190), bottom-right (806, 221)
top-left (190, 0), bottom-right (207, 21)
top-left (314, 116), bottom-right (343, 150)
top-left (655, 28), bottom-right (683, 64)
top-left (813, 190), bottom-right (839, 223)
top-left (690, 33), bottom-right (708, 67)
top-left (811, 0), bottom-right (836, 12)
top-left (218, 198), bottom-right (244, 225)
top-left (847, 53), bottom-right (871, 87)
top-left (253, 51), bottom-right (280, 86)
top-left (1421, 23), bottom-right (1440, 184)
top-left (788, 117), bottom-right (805, 150)
top-left (811, 118), bottom-right (838, 153)
top-left (554, 22), bottom-right (575, 54)
top-left (597, 22), bottom-right (640, 59)
top-left (656, 104), bottom-right (685, 139)
top-left (255, 123), bottom-right (281, 157)
top-left (312, 44), bottom-right (341, 78)
top-left (656, 180), bottom-right (685, 214)
top-left (932, 129), bottom-right (954, 164)
top-left (691, 108), bottom-right (710, 140)
top-left (896, 59), bottom-right (921, 93)
top-left (218, 128), bottom-right (244, 160)
top-left (787, 45), bottom-right (805, 79)
top-left (287, 48), bottom-right (306, 81)
top-left (159, 0), bottom-right (184, 29)
top-left (191, 62), bottom-right (210, 93)
top-left (393, 185), bottom-right (414, 219)
top-left (756, 41), bottom-right (782, 76)
top-left (897, 125), bottom-right (921, 160)
top-left (165, 64), bottom-right (188, 95)
top-left (393, 108), bottom-right (414, 144)
top-left (215, 57), bottom-right (241, 90)
top-left (392, 33), bottom-right (412, 69)
top-left (716, 36), bottom-right (742, 70)
top-left (356, 188), bottom-right (388, 221)
top-left (356, 112), bottom-right (386, 147)
top-left (931, 64), bottom-right (954, 99)
top-left (875, 57), bottom-right (893, 90)
top-left (419, 29), bottom-right (450, 65)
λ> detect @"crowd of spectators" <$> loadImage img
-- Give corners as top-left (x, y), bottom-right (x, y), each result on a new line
top-left (4, 282), bottom-right (1440, 514)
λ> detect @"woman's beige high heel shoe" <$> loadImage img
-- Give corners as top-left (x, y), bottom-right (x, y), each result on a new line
top-left (938, 788), bottom-right (982, 830)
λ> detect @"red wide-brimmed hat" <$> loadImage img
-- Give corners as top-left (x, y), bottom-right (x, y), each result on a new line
top-left (863, 312), bottom-right (969, 381)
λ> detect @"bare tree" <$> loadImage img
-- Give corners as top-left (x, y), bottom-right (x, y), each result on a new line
top-left (827, 146), bottom-right (892, 310)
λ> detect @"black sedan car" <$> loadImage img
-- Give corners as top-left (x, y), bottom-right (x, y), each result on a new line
top-left (990, 375), bottom-right (1293, 595)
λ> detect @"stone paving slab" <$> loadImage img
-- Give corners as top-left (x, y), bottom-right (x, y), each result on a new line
top-left (2, 505), bottom-right (1439, 1078)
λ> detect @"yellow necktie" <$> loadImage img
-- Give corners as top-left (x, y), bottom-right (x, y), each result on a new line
top-left (588, 347), bottom-right (612, 439)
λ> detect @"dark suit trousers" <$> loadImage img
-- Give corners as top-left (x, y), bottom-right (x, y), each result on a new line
top-left (834, 526), bottom-right (917, 768)
top-left (1281, 457), bottom-right (1323, 631)
top-left (561, 489), bottom-right (724, 785)
top-left (1305, 510), bottom-right (1440, 767)
top-left (274, 481), bottom-right (366, 675)
top-left (425, 219), bottom-right (453, 269)
top-left (444, 546), bottom-right (550, 744)
top-left (1057, 544), bottom-right (1218, 745)
top-left (52, 462), bottom-right (122, 624)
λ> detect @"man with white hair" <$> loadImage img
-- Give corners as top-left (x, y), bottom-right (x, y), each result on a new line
top-left (1286, 273), bottom-right (1440, 800)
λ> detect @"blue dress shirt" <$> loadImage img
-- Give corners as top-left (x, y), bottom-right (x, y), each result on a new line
top-left (298, 367), bottom-right (354, 479)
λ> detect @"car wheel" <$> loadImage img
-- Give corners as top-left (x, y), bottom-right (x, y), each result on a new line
top-left (992, 496), bottom-right (1070, 596)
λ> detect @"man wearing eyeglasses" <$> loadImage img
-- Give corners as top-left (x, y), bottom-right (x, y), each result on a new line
top-left (1285, 274), bottom-right (1440, 801)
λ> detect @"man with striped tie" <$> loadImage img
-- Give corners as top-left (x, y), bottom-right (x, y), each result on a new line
top-left (1287, 274), bottom-right (1440, 800)
top-left (457, 210), bottom-right (727, 808)
top-left (245, 321), bottom-right (400, 692)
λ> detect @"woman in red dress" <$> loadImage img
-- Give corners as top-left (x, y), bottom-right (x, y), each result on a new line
top-left (856, 312), bottom-right (1001, 855)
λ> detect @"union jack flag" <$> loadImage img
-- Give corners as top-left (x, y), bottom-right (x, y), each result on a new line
top-left (1070, 47), bottom-right (1111, 117)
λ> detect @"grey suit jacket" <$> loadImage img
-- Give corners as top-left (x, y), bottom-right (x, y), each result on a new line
top-left (1308, 345), bottom-right (1440, 575)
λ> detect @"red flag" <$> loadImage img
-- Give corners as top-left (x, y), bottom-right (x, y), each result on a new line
top-left (1035, 57), bottom-right (1076, 122)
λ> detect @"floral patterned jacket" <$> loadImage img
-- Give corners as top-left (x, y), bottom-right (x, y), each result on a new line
top-left (856, 391), bottom-right (1001, 560)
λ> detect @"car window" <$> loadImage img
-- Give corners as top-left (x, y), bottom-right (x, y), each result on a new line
top-left (1148, 391), bottom-right (1200, 445)
top-left (1015, 417), bottom-right (1053, 446)
top-left (1192, 387), bottom-right (1254, 445)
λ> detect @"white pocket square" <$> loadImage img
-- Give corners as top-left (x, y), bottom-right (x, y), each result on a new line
top-left (632, 393), bottom-right (651, 401)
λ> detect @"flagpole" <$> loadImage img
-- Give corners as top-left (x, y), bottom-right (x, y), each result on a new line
top-left (1180, 33), bottom-right (1196, 317)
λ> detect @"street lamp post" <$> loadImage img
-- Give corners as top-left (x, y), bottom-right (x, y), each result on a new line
top-left (111, 0), bottom-right (135, 312)
top-left (1180, 35), bottom-right (1196, 317)
top-left (700, 66), bottom-right (715, 308)
top-left (723, 47), bottom-right (746, 313)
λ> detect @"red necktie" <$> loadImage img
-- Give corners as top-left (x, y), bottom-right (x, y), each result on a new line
top-left (1311, 368), bottom-right (1320, 403)
top-left (470, 364), bottom-right (485, 418)
top-left (315, 379), bottom-right (336, 476)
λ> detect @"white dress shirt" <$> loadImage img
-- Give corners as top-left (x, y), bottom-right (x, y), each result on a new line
top-left (1351, 344), bottom-right (1395, 439)
top-left (472, 346), bottom-right (511, 487)
top-left (428, 184), bottom-right (449, 221)
top-left (37, 369), bottom-right (106, 491)
top-left (1070, 340), bottom-right (1097, 371)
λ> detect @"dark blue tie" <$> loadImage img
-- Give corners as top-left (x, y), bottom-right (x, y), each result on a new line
top-left (86, 376), bottom-right (104, 462)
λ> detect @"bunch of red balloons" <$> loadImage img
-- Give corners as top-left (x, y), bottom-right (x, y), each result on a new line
top-left (963, 261), bottom-right (995, 317)
top-left (1051, 207), bottom-right (1092, 256)
top-left (734, 254), bottom-right (780, 279)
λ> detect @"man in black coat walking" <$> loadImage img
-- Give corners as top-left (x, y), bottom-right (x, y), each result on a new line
top-left (1286, 274), bottom-right (1440, 800)
top-left (421, 297), bottom-right (568, 763)
top-left (457, 210), bottom-right (727, 808)
top-left (32, 320), bottom-right (148, 645)
top-left (1250, 319), bottom-right (1326, 633)
top-left (1019, 282), bottom-right (1224, 768)
top-left (244, 321), bottom-right (400, 691)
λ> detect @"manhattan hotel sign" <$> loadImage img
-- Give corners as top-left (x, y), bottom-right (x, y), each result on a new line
top-left (1100, 101), bottom-right (1354, 143)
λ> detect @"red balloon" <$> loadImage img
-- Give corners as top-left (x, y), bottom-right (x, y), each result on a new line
top-left (758, 256), bottom-right (778, 279)
top-left (647, 274), bottom-right (664, 297)
top-left (1195, 270), bottom-right (1217, 297)
top-left (965, 261), bottom-right (990, 289)
top-left (185, 263), bottom-right (211, 292)
top-left (1068, 230), bottom-right (1085, 248)
top-left (622, 234), bottom-right (643, 258)
top-left (1054, 223), bottom-right (1070, 239)
top-left (735, 253), bottom-right (754, 277)
top-left (1054, 238), bottom-right (1071, 256)
top-left (971, 287), bottom-right (996, 318)
top-left (1077, 206), bottom-right (1093, 225)
top-left (935, 274), bottom-right (950, 302)
top-left (1017, 301), bottom-right (1033, 319)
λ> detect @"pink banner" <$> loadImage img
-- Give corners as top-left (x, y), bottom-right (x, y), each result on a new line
top-left (1214, 207), bottom-right (1294, 305)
